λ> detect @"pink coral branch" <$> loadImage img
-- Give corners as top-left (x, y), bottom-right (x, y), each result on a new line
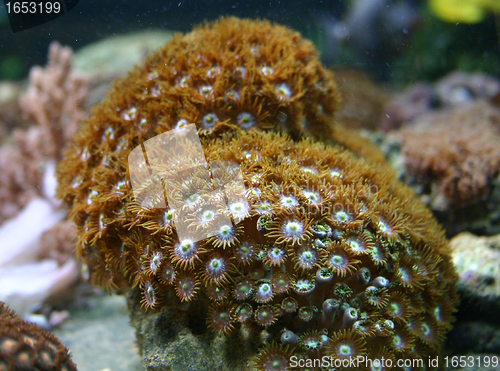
top-left (18, 41), bottom-right (88, 160)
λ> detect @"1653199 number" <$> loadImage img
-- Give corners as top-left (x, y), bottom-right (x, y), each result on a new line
top-left (3, 0), bottom-right (79, 32)
top-left (5, 1), bottom-right (61, 13)
top-left (444, 355), bottom-right (499, 368)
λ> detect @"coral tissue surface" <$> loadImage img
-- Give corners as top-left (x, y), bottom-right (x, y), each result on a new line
top-left (57, 17), bottom-right (458, 369)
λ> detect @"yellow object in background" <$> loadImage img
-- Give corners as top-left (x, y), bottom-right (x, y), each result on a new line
top-left (429, 0), bottom-right (500, 23)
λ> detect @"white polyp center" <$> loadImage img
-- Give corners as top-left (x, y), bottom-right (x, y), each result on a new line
top-left (393, 335), bottom-right (402, 347)
top-left (270, 248), bottom-right (284, 260)
top-left (389, 302), bottom-right (401, 315)
top-left (200, 85), bottom-right (213, 97)
top-left (209, 258), bottom-right (223, 272)
top-left (348, 238), bottom-right (362, 251)
top-left (334, 211), bottom-right (350, 223)
top-left (330, 169), bottom-right (341, 177)
top-left (331, 255), bottom-right (343, 265)
top-left (186, 193), bottom-right (200, 205)
top-left (398, 267), bottom-right (410, 282)
top-left (220, 225), bottom-right (232, 238)
top-left (301, 250), bottom-right (314, 263)
top-left (180, 239), bottom-right (194, 253)
top-left (202, 113), bottom-right (217, 128)
top-left (165, 210), bottom-right (174, 224)
top-left (421, 323), bottom-right (431, 336)
top-left (284, 221), bottom-right (303, 237)
top-left (304, 191), bottom-right (319, 202)
top-left (176, 119), bottom-right (188, 129)
top-left (338, 344), bottom-right (352, 356)
top-left (259, 283), bottom-right (271, 294)
top-left (237, 112), bottom-right (255, 129)
top-left (261, 66), bottom-right (273, 76)
top-left (202, 210), bottom-right (215, 222)
top-left (300, 167), bottom-right (317, 174)
top-left (280, 196), bottom-right (298, 208)
top-left (275, 83), bottom-right (291, 98)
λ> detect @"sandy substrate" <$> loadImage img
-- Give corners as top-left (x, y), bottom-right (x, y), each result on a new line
top-left (53, 293), bottom-right (143, 371)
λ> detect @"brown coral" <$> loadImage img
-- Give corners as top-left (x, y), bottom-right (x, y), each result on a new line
top-left (0, 301), bottom-right (77, 371)
top-left (400, 101), bottom-right (500, 208)
top-left (56, 17), bottom-right (458, 369)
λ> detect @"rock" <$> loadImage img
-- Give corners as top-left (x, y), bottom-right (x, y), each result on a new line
top-left (127, 289), bottom-right (264, 371)
top-left (451, 232), bottom-right (500, 312)
top-left (73, 30), bottom-right (175, 82)
top-left (445, 232), bottom-right (500, 357)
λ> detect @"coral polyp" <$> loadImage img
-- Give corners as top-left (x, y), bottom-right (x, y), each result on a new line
top-left (0, 302), bottom-right (77, 371)
top-left (56, 17), bottom-right (458, 370)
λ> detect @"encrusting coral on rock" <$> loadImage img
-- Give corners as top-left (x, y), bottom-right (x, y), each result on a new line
top-left (56, 17), bottom-right (458, 369)
top-left (401, 101), bottom-right (500, 208)
top-left (0, 301), bottom-right (78, 371)
top-left (376, 72), bottom-right (500, 236)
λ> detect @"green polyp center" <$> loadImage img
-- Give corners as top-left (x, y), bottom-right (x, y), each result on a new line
top-left (288, 223), bottom-right (299, 232)
top-left (219, 313), bottom-right (227, 320)
top-left (220, 225), bottom-right (230, 236)
top-left (272, 360), bottom-right (281, 368)
top-left (205, 115), bottom-right (214, 123)
top-left (421, 323), bottom-right (430, 335)
top-left (278, 279), bottom-right (285, 286)
top-left (337, 212), bottom-right (348, 222)
top-left (390, 303), bottom-right (400, 315)
top-left (393, 335), bottom-right (402, 346)
top-left (182, 283), bottom-right (189, 290)
top-left (332, 255), bottom-right (342, 264)
top-left (349, 240), bottom-right (360, 250)
top-left (211, 260), bottom-right (220, 269)
top-left (261, 311), bottom-right (269, 318)
top-left (303, 251), bottom-right (313, 260)
top-left (188, 194), bottom-right (198, 203)
top-left (240, 246), bottom-right (248, 253)
top-left (339, 344), bottom-right (351, 355)
top-left (239, 285), bottom-right (248, 293)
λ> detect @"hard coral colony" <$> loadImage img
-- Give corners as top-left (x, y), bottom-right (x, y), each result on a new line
top-left (56, 18), bottom-right (458, 369)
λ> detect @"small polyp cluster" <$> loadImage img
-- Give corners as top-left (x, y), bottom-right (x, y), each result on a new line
top-left (0, 302), bottom-right (77, 371)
